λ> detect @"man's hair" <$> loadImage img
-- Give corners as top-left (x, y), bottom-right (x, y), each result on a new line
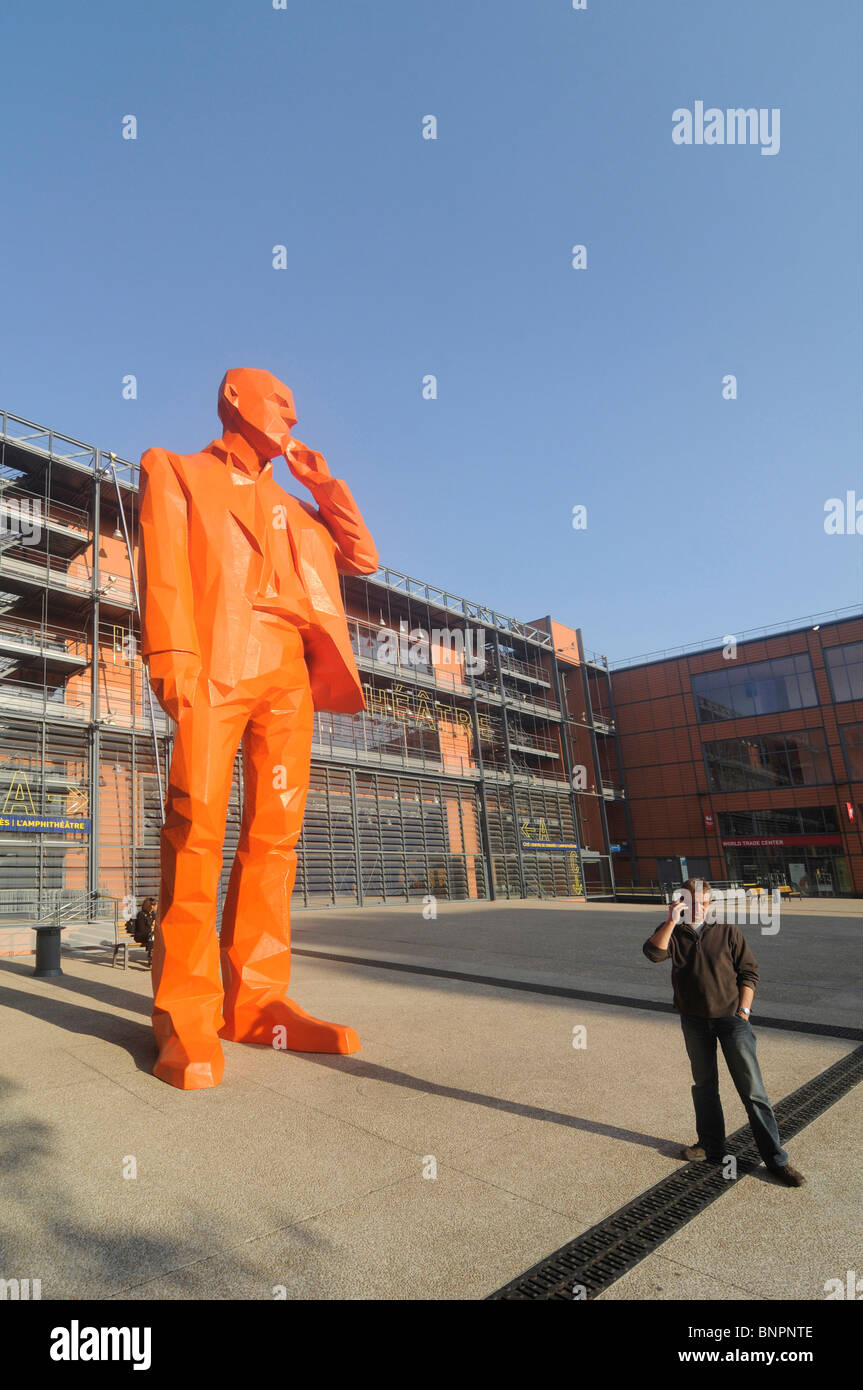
top-left (682, 877), bottom-right (712, 895)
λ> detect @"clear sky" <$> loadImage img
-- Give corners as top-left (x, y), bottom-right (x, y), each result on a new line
top-left (1, 0), bottom-right (860, 663)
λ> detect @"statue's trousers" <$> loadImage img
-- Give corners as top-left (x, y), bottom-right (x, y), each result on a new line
top-left (152, 613), bottom-right (315, 1084)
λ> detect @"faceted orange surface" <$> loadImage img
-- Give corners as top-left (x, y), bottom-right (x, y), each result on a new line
top-left (138, 369), bottom-right (377, 1088)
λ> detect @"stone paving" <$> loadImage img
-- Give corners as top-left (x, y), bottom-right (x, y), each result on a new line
top-left (0, 900), bottom-right (859, 1300)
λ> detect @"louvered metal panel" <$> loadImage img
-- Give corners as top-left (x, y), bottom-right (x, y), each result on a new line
top-left (0, 718), bottom-right (49, 907)
top-left (0, 718), bottom-right (89, 917)
top-left (293, 765), bottom-right (485, 907)
top-left (516, 787), bottom-right (578, 899)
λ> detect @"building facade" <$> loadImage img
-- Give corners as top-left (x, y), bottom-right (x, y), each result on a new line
top-left (0, 410), bottom-right (627, 934)
top-left (610, 618), bottom-right (863, 897)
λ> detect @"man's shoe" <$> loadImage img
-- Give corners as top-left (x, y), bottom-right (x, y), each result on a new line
top-left (767, 1162), bottom-right (806, 1186)
top-left (680, 1144), bottom-right (727, 1162)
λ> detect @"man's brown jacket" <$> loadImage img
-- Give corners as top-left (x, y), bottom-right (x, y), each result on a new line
top-left (643, 920), bottom-right (759, 1018)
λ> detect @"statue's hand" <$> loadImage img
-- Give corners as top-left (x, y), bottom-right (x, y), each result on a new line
top-left (147, 650), bottom-right (201, 722)
top-left (285, 438), bottom-right (332, 488)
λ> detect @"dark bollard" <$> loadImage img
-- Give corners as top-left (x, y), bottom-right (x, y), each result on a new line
top-left (34, 924), bottom-right (63, 978)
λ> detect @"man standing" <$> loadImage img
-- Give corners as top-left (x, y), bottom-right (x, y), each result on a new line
top-left (643, 878), bottom-right (805, 1185)
top-left (138, 368), bottom-right (378, 1089)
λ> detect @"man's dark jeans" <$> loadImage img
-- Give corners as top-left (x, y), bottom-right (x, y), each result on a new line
top-left (680, 1013), bottom-right (788, 1167)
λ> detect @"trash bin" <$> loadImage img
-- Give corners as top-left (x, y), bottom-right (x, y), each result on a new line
top-left (33, 923), bottom-right (63, 978)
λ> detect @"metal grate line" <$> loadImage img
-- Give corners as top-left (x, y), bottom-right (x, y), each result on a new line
top-left (488, 1045), bottom-right (863, 1300)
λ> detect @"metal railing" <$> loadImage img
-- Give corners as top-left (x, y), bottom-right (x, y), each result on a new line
top-left (0, 888), bottom-right (118, 926)
top-left (348, 616), bottom-right (474, 688)
top-left (95, 571), bottom-right (135, 604)
top-left (0, 547), bottom-right (91, 590)
top-left (501, 680), bottom-right (560, 714)
top-left (0, 410), bottom-right (138, 488)
top-left (0, 544), bottom-right (135, 608)
top-left (498, 650), bottom-right (550, 683)
top-left (610, 605), bottom-right (863, 669)
top-left (507, 725), bottom-right (561, 755)
top-left (0, 678), bottom-right (87, 718)
top-left (0, 485), bottom-right (90, 536)
top-left (369, 564), bottom-right (555, 651)
top-left (0, 614), bottom-right (88, 661)
top-left (582, 650), bottom-right (610, 669)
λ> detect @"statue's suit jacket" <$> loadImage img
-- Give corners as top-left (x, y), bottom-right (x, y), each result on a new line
top-left (137, 442), bottom-right (378, 714)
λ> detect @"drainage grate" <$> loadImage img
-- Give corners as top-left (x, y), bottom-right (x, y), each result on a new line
top-left (488, 1045), bottom-right (863, 1300)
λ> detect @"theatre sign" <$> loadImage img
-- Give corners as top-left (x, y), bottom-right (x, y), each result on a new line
top-left (0, 772), bottom-right (90, 835)
top-left (0, 815), bottom-right (91, 834)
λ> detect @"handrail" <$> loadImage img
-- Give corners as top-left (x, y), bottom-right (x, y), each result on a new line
top-left (0, 484), bottom-right (89, 534)
top-left (0, 614), bottom-right (88, 655)
top-left (498, 651), bottom-right (548, 682)
top-left (0, 679), bottom-right (86, 714)
top-left (368, 564), bottom-right (556, 651)
top-left (0, 548), bottom-right (93, 588)
top-left (0, 410), bottom-right (138, 487)
top-left (611, 605), bottom-right (863, 669)
top-left (30, 890), bottom-right (120, 930)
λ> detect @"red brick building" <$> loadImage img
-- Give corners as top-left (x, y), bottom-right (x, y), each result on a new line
top-left (609, 614), bottom-right (863, 897)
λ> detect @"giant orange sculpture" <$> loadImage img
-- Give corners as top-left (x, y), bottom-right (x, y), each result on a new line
top-left (138, 368), bottom-right (378, 1088)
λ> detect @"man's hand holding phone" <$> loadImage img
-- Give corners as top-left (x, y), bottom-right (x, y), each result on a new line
top-left (669, 895), bottom-right (687, 925)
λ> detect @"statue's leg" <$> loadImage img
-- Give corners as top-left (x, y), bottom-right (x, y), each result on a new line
top-left (153, 686), bottom-right (246, 1088)
top-left (219, 643), bottom-right (360, 1054)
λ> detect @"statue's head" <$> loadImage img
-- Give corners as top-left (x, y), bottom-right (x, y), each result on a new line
top-left (217, 368), bottom-right (298, 461)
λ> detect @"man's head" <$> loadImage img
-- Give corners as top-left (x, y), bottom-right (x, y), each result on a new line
top-left (679, 877), bottom-right (713, 923)
top-left (217, 368), bottom-right (297, 461)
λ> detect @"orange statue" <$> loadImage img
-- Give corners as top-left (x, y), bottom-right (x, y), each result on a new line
top-left (138, 368), bottom-right (378, 1088)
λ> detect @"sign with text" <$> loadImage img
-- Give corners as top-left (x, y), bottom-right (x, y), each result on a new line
top-left (521, 840), bottom-right (580, 851)
top-left (0, 815), bottom-right (91, 835)
top-left (721, 834), bottom-right (841, 848)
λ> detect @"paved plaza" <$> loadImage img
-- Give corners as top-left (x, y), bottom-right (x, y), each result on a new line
top-left (1, 900), bottom-right (860, 1300)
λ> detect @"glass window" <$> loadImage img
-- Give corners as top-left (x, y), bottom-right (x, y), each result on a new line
top-left (718, 805), bottom-right (839, 837)
top-left (703, 729), bottom-right (830, 791)
top-left (824, 642), bottom-right (863, 704)
top-left (839, 723), bottom-right (863, 779)
top-left (693, 652), bottom-right (818, 723)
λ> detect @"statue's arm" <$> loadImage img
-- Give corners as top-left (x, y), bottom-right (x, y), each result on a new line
top-left (307, 474), bottom-right (379, 577)
top-left (285, 440), bottom-right (379, 577)
top-left (137, 447), bottom-right (201, 663)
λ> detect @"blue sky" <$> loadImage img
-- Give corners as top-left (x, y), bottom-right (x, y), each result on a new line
top-left (1, 0), bottom-right (860, 663)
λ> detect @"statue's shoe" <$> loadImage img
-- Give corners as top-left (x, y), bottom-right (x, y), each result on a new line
top-left (152, 1034), bottom-right (225, 1089)
top-left (220, 997), bottom-right (360, 1054)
